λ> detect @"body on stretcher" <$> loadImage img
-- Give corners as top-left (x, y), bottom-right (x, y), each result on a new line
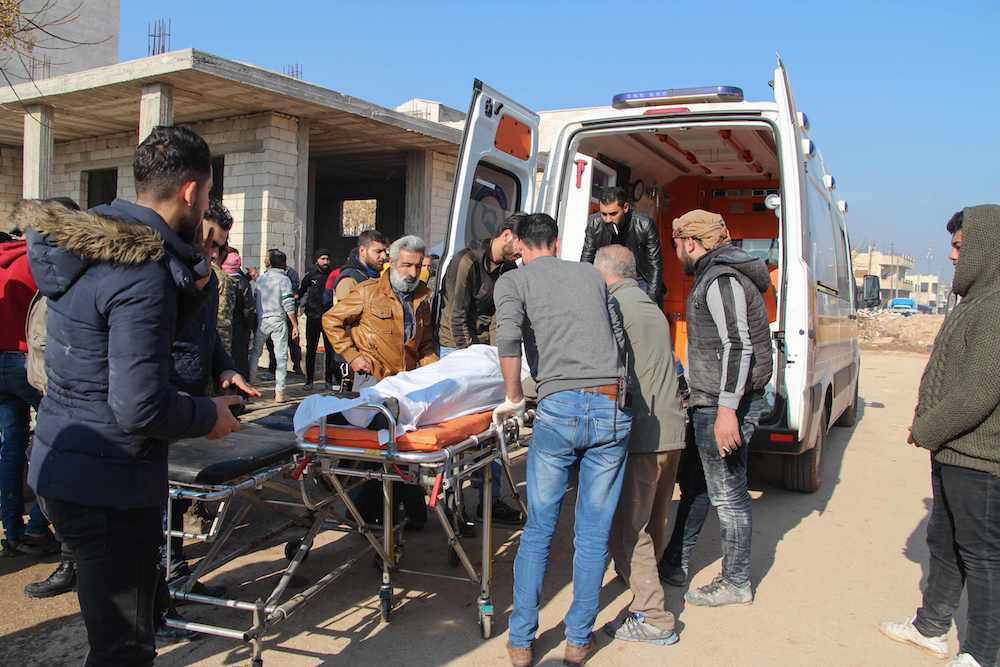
top-left (165, 395), bottom-right (531, 665)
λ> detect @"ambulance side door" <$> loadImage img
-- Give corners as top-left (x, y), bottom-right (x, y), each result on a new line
top-left (440, 80), bottom-right (539, 280)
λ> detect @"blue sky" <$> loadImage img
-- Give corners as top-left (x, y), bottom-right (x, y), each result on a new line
top-left (120, 1), bottom-right (998, 278)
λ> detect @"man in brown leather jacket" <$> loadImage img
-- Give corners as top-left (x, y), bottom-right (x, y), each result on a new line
top-left (323, 234), bottom-right (438, 387)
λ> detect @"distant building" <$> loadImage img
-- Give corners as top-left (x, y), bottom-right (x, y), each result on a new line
top-left (910, 273), bottom-right (952, 313)
top-left (852, 248), bottom-right (915, 305)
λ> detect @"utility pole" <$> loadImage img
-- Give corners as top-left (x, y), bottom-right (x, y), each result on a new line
top-left (890, 242), bottom-right (896, 300)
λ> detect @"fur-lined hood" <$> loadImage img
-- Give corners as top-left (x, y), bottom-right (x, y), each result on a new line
top-left (20, 198), bottom-right (208, 301)
top-left (15, 199), bottom-right (164, 265)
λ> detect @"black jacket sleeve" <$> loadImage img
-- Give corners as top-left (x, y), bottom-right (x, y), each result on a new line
top-left (641, 217), bottom-right (664, 301)
top-left (443, 251), bottom-right (477, 348)
top-left (580, 214), bottom-right (601, 264)
top-left (105, 264), bottom-right (216, 440)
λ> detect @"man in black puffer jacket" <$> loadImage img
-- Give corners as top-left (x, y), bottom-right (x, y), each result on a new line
top-left (298, 248), bottom-right (334, 390)
top-left (24, 126), bottom-right (242, 667)
top-left (581, 186), bottom-right (665, 304)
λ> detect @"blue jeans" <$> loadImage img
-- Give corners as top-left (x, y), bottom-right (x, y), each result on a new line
top-left (688, 394), bottom-right (766, 587)
top-left (0, 351), bottom-right (48, 540)
top-left (509, 389), bottom-right (631, 648)
top-left (439, 344), bottom-right (502, 501)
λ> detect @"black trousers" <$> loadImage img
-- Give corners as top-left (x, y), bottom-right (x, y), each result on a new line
top-left (661, 422), bottom-right (711, 571)
top-left (914, 460), bottom-right (1000, 667)
top-left (304, 316), bottom-right (334, 385)
top-left (41, 496), bottom-right (161, 667)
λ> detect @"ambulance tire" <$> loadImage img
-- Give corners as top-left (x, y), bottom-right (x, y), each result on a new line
top-left (783, 406), bottom-right (825, 493)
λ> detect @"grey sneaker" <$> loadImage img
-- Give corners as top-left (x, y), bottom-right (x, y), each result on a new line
top-left (684, 574), bottom-right (753, 607)
top-left (878, 618), bottom-right (948, 659)
top-left (603, 613), bottom-right (679, 645)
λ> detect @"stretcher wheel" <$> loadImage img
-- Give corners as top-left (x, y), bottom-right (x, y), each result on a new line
top-left (479, 611), bottom-right (492, 639)
top-left (380, 593), bottom-right (393, 622)
top-left (284, 538), bottom-right (310, 564)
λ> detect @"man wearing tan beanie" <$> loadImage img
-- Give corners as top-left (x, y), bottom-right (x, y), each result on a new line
top-left (666, 209), bottom-right (772, 607)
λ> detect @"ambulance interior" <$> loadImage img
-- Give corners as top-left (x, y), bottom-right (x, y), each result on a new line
top-left (560, 124), bottom-right (782, 366)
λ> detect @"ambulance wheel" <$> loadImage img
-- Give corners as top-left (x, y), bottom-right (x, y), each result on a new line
top-left (479, 611), bottom-right (492, 639)
top-left (783, 406), bottom-right (826, 493)
top-left (834, 379), bottom-right (860, 427)
top-left (284, 539), bottom-right (310, 564)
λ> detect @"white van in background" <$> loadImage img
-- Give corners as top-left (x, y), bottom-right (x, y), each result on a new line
top-left (441, 58), bottom-right (860, 493)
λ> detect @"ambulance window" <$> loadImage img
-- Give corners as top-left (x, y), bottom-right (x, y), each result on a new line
top-left (464, 161), bottom-right (521, 249)
top-left (806, 180), bottom-right (839, 294)
top-left (832, 221), bottom-right (852, 301)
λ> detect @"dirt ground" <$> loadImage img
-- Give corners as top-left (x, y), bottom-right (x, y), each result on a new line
top-left (0, 351), bottom-right (965, 666)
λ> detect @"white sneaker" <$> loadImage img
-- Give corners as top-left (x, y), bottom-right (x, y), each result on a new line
top-left (946, 655), bottom-right (982, 667)
top-left (878, 618), bottom-right (948, 659)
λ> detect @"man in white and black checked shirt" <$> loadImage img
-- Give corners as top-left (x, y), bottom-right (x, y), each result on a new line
top-left (669, 209), bottom-right (773, 607)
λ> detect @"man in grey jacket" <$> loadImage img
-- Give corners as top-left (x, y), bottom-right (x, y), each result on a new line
top-left (595, 245), bottom-right (686, 646)
top-left (493, 214), bottom-right (631, 667)
top-left (249, 249), bottom-right (300, 402)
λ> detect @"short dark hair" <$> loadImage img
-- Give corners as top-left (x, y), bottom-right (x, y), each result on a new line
top-left (501, 212), bottom-right (529, 236)
top-left (314, 247), bottom-right (331, 260)
top-left (946, 210), bottom-right (963, 234)
top-left (515, 213), bottom-right (559, 249)
top-left (358, 229), bottom-right (388, 248)
top-left (134, 126), bottom-right (212, 200)
top-left (203, 198), bottom-right (233, 230)
top-left (268, 249), bottom-right (287, 270)
top-left (598, 186), bottom-right (629, 207)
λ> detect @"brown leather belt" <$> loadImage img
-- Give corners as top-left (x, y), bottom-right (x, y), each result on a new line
top-left (579, 384), bottom-right (618, 400)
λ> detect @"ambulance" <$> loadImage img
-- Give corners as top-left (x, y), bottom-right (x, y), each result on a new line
top-left (441, 58), bottom-right (859, 492)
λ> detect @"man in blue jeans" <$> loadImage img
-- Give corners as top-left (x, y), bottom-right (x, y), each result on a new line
top-left (493, 213), bottom-right (631, 667)
top-left (669, 209), bottom-right (773, 607)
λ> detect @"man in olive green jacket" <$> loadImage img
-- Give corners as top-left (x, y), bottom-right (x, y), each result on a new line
top-left (595, 245), bottom-right (687, 646)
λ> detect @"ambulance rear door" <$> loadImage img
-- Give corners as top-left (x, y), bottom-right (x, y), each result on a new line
top-left (440, 80), bottom-right (539, 278)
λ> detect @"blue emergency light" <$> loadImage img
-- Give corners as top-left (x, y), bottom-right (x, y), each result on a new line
top-left (611, 86), bottom-right (744, 110)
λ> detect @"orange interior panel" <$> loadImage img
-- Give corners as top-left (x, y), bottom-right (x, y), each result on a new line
top-left (657, 178), bottom-right (780, 366)
top-left (302, 411), bottom-right (494, 452)
top-left (494, 114), bottom-right (532, 161)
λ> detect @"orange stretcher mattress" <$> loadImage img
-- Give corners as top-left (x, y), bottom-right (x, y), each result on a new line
top-left (301, 411), bottom-right (495, 452)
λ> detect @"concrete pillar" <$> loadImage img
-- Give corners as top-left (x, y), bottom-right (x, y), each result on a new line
top-left (405, 149), bottom-right (433, 240)
top-left (305, 158), bottom-right (317, 263)
top-left (138, 83), bottom-right (174, 143)
top-left (22, 104), bottom-right (54, 199)
top-left (294, 118), bottom-right (310, 273)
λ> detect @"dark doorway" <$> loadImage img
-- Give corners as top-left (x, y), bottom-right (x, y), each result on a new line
top-left (85, 168), bottom-right (118, 209)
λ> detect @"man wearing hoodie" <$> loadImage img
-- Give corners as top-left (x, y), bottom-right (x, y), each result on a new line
top-left (23, 125), bottom-right (242, 666)
top-left (669, 209), bottom-right (772, 607)
top-left (879, 206), bottom-right (1000, 667)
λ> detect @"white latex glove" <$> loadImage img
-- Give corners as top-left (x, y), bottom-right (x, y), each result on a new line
top-left (492, 396), bottom-right (526, 426)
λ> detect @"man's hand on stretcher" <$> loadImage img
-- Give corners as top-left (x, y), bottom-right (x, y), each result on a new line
top-left (350, 355), bottom-right (373, 375)
top-left (493, 396), bottom-right (526, 426)
top-left (208, 396), bottom-right (244, 440)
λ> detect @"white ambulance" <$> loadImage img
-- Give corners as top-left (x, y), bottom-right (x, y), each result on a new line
top-left (442, 58), bottom-right (860, 492)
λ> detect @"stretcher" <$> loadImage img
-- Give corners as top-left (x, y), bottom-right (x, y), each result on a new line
top-left (165, 403), bottom-right (529, 666)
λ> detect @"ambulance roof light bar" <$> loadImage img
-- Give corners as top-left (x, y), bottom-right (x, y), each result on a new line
top-left (611, 86), bottom-right (744, 110)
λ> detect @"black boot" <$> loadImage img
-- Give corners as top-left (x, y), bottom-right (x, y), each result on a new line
top-left (25, 559), bottom-right (77, 598)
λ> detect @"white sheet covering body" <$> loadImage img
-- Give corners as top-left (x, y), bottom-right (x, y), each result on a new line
top-left (293, 345), bottom-right (530, 437)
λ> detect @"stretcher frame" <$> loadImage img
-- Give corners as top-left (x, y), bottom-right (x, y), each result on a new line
top-left (164, 404), bottom-right (529, 666)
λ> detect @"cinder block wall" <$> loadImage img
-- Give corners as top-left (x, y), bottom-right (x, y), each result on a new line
top-left (0, 111), bottom-right (305, 270)
top-left (428, 151), bottom-right (456, 247)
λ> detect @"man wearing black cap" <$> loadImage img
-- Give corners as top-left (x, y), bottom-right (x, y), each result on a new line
top-left (299, 248), bottom-right (334, 390)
